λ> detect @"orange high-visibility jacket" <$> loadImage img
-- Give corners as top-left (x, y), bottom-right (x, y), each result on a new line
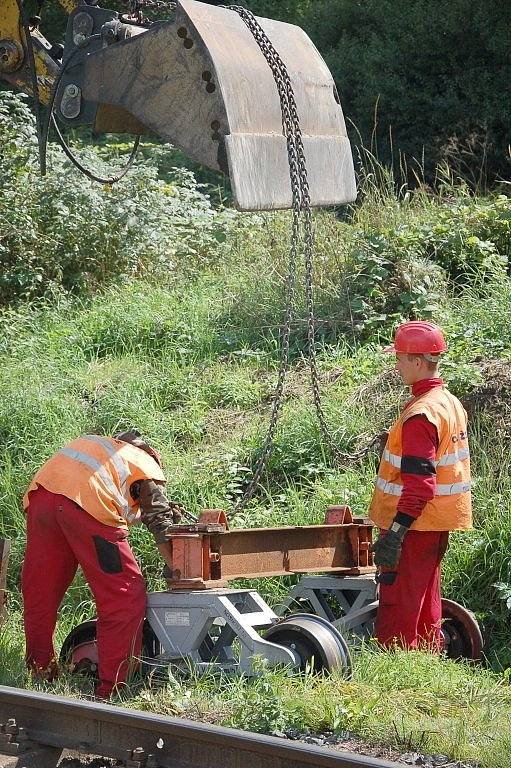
top-left (23, 435), bottom-right (166, 528)
top-left (369, 387), bottom-right (472, 531)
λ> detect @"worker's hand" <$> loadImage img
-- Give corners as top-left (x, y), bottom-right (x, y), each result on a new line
top-left (139, 480), bottom-right (188, 538)
top-left (169, 501), bottom-right (184, 524)
top-left (371, 529), bottom-right (403, 568)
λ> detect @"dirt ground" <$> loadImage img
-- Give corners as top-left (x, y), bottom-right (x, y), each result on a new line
top-left (462, 359), bottom-right (511, 438)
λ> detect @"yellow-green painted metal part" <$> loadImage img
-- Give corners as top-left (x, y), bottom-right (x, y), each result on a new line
top-left (0, 0), bottom-right (59, 103)
top-left (0, 0), bottom-right (21, 40)
top-left (58, 0), bottom-right (80, 13)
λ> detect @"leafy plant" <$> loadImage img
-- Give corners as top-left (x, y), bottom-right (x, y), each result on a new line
top-left (493, 582), bottom-right (511, 611)
top-left (0, 91), bottom-right (234, 305)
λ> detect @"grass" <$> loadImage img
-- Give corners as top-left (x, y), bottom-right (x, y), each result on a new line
top-left (1, 152), bottom-right (510, 764)
top-left (1, 610), bottom-right (510, 767)
top-left (1, 263), bottom-right (510, 764)
top-left (133, 648), bottom-right (511, 766)
top-left (1, 226), bottom-right (511, 641)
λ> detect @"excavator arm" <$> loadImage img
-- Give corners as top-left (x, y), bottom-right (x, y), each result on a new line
top-left (0, 0), bottom-right (356, 210)
top-left (0, 0), bottom-right (63, 102)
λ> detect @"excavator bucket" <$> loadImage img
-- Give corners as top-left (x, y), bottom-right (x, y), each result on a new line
top-left (64, 0), bottom-right (356, 210)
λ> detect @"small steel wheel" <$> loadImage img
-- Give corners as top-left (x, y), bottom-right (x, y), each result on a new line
top-left (441, 598), bottom-right (484, 661)
top-left (60, 620), bottom-right (98, 677)
top-left (265, 613), bottom-right (352, 677)
top-left (60, 619), bottom-right (160, 678)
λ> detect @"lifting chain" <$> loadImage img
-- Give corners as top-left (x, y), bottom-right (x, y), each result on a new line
top-left (37, 0), bottom-right (378, 513)
top-left (228, 7), bottom-right (379, 515)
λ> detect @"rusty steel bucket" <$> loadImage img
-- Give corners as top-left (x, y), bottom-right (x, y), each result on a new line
top-left (62, 0), bottom-right (356, 210)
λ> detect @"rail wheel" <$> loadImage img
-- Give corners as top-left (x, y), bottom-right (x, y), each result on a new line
top-left (265, 613), bottom-right (352, 676)
top-left (60, 619), bottom-right (160, 678)
top-left (60, 620), bottom-right (98, 677)
top-left (441, 598), bottom-right (484, 661)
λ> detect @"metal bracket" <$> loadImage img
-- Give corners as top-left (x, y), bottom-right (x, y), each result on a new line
top-left (60, 83), bottom-right (81, 118)
top-left (125, 746), bottom-right (158, 768)
top-left (277, 574), bottom-right (378, 641)
top-left (0, 40), bottom-right (23, 74)
top-left (59, 4), bottom-right (126, 127)
top-left (146, 588), bottom-right (296, 675)
top-left (72, 11), bottom-right (94, 46)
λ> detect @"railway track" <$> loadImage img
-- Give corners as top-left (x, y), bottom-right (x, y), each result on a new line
top-left (0, 685), bottom-right (402, 768)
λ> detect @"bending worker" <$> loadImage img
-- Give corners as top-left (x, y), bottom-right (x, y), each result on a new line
top-left (21, 430), bottom-right (183, 699)
top-left (370, 321), bottom-right (472, 650)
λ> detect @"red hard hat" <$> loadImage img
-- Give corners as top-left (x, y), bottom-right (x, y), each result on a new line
top-left (384, 321), bottom-right (447, 355)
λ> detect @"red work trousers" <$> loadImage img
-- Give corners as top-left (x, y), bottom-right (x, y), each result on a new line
top-left (376, 529), bottom-right (449, 651)
top-left (22, 486), bottom-right (146, 697)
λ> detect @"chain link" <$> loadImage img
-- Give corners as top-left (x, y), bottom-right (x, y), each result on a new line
top-left (228, 5), bottom-right (302, 513)
top-left (228, 6), bottom-right (379, 515)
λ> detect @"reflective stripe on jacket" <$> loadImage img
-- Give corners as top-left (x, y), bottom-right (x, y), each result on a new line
top-left (369, 387), bottom-right (472, 531)
top-left (23, 435), bottom-right (166, 528)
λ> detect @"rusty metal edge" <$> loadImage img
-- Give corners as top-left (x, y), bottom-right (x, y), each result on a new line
top-left (0, 686), bottom-right (401, 768)
top-left (0, 540), bottom-right (10, 627)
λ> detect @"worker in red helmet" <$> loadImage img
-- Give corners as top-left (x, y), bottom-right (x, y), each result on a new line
top-left (21, 430), bottom-right (186, 699)
top-left (369, 321), bottom-right (472, 651)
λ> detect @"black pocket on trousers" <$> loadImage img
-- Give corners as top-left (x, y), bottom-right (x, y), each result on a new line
top-left (93, 536), bottom-right (123, 574)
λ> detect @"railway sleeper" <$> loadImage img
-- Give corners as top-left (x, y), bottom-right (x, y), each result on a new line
top-left (0, 719), bottom-right (61, 768)
top-left (0, 737), bottom-right (157, 768)
top-left (0, 718), bottom-right (157, 768)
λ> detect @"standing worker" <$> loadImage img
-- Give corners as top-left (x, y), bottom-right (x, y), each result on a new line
top-left (22, 430), bottom-right (184, 699)
top-left (370, 321), bottom-right (472, 651)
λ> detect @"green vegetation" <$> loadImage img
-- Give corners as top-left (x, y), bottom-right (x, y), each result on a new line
top-left (1, 92), bottom-right (511, 765)
top-left (247, 0), bottom-right (511, 186)
top-left (2, 610), bottom-right (511, 766)
top-left (27, 0), bottom-right (511, 186)
top-left (0, 92), bottom-right (233, 305)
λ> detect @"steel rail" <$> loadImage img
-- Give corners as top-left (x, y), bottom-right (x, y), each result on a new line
top-left (0, 686), bottom-right (401, 768)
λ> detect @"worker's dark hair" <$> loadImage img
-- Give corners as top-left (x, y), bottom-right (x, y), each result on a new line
top-left (115, 429), bottom-right (162, 467)
top-left (405, 353), bottom-right (441, 372)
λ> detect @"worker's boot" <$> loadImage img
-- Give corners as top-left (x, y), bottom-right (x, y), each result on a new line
top-left (28, 657), bottom-right (59, 683)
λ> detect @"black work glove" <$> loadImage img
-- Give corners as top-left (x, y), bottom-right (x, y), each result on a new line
top-left (372, 530), bottom-right (402, 568)
top-left (138, 480), bottom-right (187, 542)
top-left (371, 520), bottom-right (409, 568)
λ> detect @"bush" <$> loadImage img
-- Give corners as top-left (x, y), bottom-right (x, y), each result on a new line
top-left (0, 91), bottom-right (234, 305)
top-left (247, 0), bottom-right (511, 187)
top-left (342, 190), bottom-right (511, 336)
